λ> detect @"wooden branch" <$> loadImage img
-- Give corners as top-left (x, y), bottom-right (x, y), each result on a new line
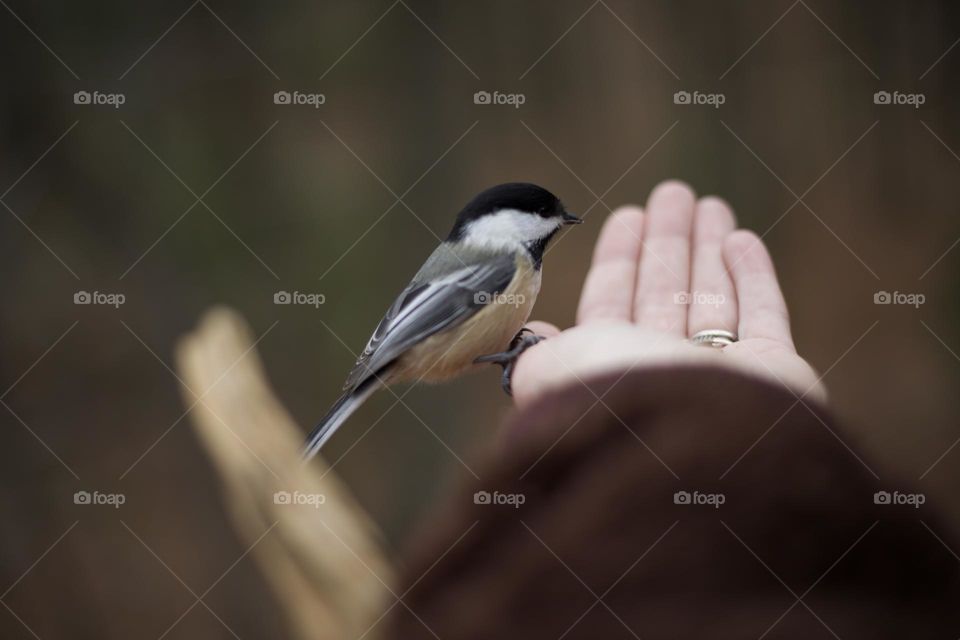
top-left (176, 307), bottom-right (392, 640)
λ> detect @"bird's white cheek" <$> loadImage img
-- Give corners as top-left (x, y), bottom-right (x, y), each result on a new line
top-left (464, 210), bottom-right (561, 249)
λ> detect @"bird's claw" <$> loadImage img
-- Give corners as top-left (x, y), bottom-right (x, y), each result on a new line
top-left (474, 329), bottom-right (545, 396)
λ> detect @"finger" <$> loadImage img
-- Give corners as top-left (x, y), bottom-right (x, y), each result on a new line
top-left (577, 206), bottom-right (644, 324)
top-left (687, 196), bottom-right (738, 336)
top-left (633, 180), bottom-right (696, 335)
top-left (523, 320), bottom-right (560, 339)
top-left (722, 230), bottom-right (795, 349)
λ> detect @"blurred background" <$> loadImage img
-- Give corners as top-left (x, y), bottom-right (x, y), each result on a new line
top-left (1, 1), bottom-right (958, 637)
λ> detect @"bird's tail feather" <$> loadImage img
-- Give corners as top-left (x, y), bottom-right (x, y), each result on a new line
top-left (303, 377), bottom-right (380, 461)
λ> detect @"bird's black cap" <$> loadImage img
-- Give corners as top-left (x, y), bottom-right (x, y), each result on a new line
top-left (448, 183), bottom-right (568, 240)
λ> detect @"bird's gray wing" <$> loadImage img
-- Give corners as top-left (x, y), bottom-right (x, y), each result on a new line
top-left (342, 251), bottom-right (516, 390)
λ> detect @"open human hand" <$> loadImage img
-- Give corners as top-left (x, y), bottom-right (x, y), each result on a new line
top-left (511, 181), bottom-right (825, 408)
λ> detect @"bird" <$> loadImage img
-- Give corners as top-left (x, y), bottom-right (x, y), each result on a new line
top-left (304, 182), bottom-right (581, 460)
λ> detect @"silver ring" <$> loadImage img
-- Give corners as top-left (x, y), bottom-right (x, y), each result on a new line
top-left (690, 329), bottom-right (738, 348)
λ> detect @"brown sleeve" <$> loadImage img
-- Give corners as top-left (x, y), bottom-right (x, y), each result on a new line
top-left (389, 366), bottom-right (960, 640)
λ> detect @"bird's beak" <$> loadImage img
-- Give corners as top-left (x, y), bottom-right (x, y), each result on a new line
top-left (562, 211), bottom-right (583, 225)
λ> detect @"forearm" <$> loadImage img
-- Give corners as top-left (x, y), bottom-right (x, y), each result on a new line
top-left (392, 367), bottom-right (960, 639)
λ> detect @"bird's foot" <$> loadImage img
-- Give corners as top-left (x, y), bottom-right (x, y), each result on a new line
top-left (473, 328), bottom-right (545, 396)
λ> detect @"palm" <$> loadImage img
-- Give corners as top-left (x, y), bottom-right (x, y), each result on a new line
top-left (510, 182), bottom-right (823, 407)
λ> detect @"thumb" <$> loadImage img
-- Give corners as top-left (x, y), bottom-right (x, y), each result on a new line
top-left (523, 320), bottom-right (561, 339)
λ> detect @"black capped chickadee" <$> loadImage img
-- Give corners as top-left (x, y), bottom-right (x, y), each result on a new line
top-left (304, 182), bottom-right (581, 460)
